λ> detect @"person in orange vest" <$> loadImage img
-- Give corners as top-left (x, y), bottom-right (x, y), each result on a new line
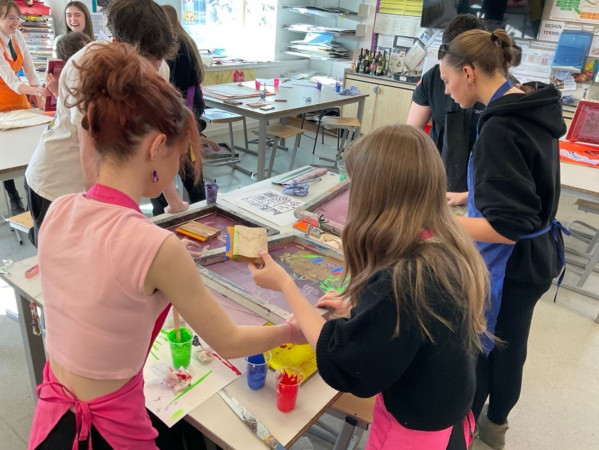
top-left (0, 0), bottom-right (42, 214)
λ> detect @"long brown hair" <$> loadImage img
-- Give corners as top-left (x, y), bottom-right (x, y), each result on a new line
top-left (107, 0), bottom-right (176, 61)
top-left (65, 1), bottom-right (94, 41)
top-left (444, 29), bottom-right (518, 77)
top-left (342, 125), bottom-right (488, 353)
top-left (0, 1), bottom-right (20, 18)
top-left (161, 4), bottom-right (204, 84)
top-left (66, 42), bottom-right (201, 178)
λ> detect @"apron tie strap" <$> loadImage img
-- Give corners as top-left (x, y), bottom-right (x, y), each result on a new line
top-left (552, 219), bottom-right (571, 302)
top-left (36, 380), bottom-right (94, 450)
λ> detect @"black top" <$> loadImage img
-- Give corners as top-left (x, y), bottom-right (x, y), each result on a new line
top-left (412, 65), bottom-right (484, 191)
top-left (316, 269), bottom-right (476, 431)
top-left (167, 37), bottom-right (205, 118)
top-left (474, 85), bottom-right (567, 284)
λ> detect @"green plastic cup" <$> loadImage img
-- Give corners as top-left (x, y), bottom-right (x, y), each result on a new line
top-left (167, 327), bottom-right (193, 369)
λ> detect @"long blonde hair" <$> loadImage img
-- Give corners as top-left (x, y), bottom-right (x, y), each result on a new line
top-left (342, 125), bottom-right (488, 353)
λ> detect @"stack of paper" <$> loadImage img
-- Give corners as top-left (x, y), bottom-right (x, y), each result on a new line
top-left (0, 110), bottom-right (53, 130)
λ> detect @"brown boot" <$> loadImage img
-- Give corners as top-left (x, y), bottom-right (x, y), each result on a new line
top-left (478, 405), bottom-right (508, 449)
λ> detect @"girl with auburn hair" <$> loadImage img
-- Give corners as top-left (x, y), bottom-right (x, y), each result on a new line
top-left (439, 29), bottom-right (567, 449)
top-left (29, 42), bottom-right (302, 449)
top-left (250, 125), bottom-right (489, 449)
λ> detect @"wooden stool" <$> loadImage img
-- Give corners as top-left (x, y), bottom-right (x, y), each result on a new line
top-left (265, 124), bottom-right (305, 178)
top-left (6, 211), bottom-right (33, 245)
top-left (310, 393), bottom-right (375, 449)
top-left (320, 116), bottom-right (361, 163)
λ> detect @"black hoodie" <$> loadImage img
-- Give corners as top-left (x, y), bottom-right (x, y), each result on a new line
top-left (472, 85), bottom-right (567, 284)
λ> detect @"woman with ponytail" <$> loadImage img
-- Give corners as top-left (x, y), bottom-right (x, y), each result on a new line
top-left (439, 29), bottom-right (567, 449)
top-left (29, 42), bottom-right (301, 449)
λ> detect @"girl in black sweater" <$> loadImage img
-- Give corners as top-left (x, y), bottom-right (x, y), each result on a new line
top-left (250, 125), bottom-right (489, 449)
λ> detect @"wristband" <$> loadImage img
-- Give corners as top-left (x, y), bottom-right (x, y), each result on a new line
top-left (284, 321), bottom-right (294, 342)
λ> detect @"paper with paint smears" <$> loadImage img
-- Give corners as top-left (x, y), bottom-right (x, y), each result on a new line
top-left (144, 330), bottom-right (240, 427)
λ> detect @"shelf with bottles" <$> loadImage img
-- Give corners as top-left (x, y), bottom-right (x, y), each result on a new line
top-left (282, 5), bottom-right (369, 20)
top-left (352, 48), bottom-right (390, 77)
top-left (19, 15), bottom-right (55, 71)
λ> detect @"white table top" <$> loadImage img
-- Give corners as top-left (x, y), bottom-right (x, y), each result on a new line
top-left (0, 124), bottom-right (46, 182)
top-left (203, 81), bottom-right (368, 122)
top-left (560, 161), bottom-right (599, 202)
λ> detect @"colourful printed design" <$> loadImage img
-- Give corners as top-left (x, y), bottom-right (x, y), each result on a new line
top-left (555, 0), bottom-right (581, 15)
top-left (206, 243), bottom-right (346, 317)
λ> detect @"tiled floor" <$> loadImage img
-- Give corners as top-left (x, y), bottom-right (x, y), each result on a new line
top-left (1, 127), bottom-right (598, 449)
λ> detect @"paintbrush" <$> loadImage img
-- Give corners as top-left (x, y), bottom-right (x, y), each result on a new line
top-left (173, 308), bottom-right (181, 342)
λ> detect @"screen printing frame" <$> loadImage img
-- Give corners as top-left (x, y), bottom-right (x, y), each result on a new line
top-left (293, 180), bottom-right (350, 237)
top-left (154, 203), bottom-right (279, 245)
top-left (196, 233), bottom-right (344, 324)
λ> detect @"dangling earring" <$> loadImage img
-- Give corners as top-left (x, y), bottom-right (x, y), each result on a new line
top-left (152, 170), bottom-right (159, 183)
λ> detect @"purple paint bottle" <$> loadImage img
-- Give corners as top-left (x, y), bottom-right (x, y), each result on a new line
top-left (205, 182), bottom-right (218, 205)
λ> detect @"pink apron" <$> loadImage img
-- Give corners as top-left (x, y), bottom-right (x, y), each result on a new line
top-left (366, 394), bottom-right (474, 450)
top-left (29, 184), bottom-right (172, 449)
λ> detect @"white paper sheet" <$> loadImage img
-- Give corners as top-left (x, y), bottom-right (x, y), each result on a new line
top-left (144, 330), bottom-right (240, 427)
top-left (222, 188), bottom-right (305, 227)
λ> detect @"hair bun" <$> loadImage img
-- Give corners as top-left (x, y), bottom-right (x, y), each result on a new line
top-left (491, 30), bottom-right (511, 48)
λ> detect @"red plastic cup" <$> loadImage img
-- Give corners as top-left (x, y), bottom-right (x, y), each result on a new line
top-left (275, 367), bottom-right (303, 413)
top-left (255, 80), bottom-right (261, 90)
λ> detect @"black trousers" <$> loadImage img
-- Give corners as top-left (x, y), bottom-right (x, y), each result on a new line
top-left (3, 179), bottom-right (20, 197)
top-left (36, 409), bottom-right (210, 450)
top-left (472, 279), bottom-right (552, 424)
top-left (24, 179), bottom-right (52, 248)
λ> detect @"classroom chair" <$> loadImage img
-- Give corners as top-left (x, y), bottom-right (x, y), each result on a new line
top-left (265, 123), bottom-right (305, 178)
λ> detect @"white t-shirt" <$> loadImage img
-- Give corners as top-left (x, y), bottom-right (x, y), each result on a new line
top-left (0, 29), bottom-right (39, 93)
top-left (26, 41), bottom-right (170, 201)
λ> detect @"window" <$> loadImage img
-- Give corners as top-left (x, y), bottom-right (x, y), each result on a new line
top-left (182, 0), bottom-right (278, 61)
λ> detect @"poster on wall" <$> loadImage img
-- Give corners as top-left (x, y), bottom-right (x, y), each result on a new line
top-left (182, 0), bottom-right (206, 25)
top-left (550, 0), bottom-right (599, 24)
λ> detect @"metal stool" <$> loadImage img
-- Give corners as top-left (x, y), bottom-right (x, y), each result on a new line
top-left (299, 107), bottom-right (340, 154)
top-left (563, 199), bottom-right (599, 310)
top-left (309, 393), bottom-right (374, 450)
top-left (6, 211), bottom-right (33, 245)
top-left (315, 116), bottom-right (361, 166)
top-left (265, 124), bottom-right (305, 178)
top-left (201, 108), bottom-right (249, 155)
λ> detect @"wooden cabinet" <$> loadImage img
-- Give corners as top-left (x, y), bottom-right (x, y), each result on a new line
top-left (342, 72), bottom-right (415, 135)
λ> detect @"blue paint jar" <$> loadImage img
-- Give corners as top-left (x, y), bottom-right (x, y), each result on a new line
top-left (245, 352), bottom-right (271, 390)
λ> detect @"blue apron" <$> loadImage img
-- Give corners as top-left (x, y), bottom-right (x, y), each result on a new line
top-left (468, 81), bottom-right (568, 354)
